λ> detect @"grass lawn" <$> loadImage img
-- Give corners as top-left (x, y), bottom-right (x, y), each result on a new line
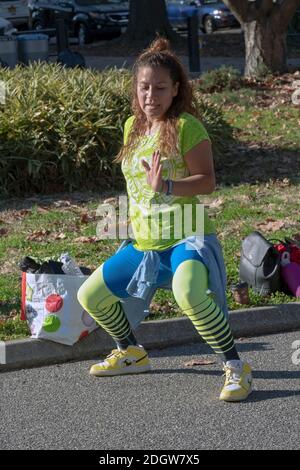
top-left (1, 74), bottom-right (299, 341)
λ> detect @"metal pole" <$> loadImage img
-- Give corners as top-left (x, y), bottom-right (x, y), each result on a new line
top-left (55, 16), bottom-right (69, 54)
top-left (187, 11), bottom-right (200, 73)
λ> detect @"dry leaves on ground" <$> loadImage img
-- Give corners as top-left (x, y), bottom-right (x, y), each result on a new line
top-left (74, 236), bottom-right (101, 243)
top-left (255, 218), bottom-right (285, 232)
top-left (26, 229), bottom-right (51, 241)
top-left (184, 358), bottom-right (216, 367)
top-left (26, 230), bottom-right (68, 241)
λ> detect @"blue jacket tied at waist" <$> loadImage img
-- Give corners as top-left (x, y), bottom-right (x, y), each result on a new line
top-left (117, 234), bottom-right (228, 330)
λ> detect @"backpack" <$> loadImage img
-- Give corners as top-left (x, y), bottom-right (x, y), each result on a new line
top-left (239, 231), bottom-right (281, 296)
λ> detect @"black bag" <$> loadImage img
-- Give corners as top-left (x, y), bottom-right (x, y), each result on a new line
top-left (56, 49), bottom-right (86, 69)
top-left (239, 231), bottom-right (281, 296)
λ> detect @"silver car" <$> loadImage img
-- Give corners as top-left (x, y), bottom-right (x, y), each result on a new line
top-left (0, 16), bottom-right (17, 35)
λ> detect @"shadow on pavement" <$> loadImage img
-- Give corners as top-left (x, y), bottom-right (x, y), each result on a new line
top-left (149, 341), bottom-right (272, 358)
top-left (246, 389), bottom-right (300, 403)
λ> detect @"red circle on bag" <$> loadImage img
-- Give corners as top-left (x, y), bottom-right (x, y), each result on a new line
top-left (79, 330), bottom-right (89, 341)
top-left (45, 294), bottom-right (63, 313)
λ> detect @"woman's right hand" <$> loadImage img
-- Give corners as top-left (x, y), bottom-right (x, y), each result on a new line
top-left (141, 150), bottom-right (165, 193)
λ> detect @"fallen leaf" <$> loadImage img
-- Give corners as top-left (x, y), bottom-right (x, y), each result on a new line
top-left (53, 232), bottom-right (67, 240)
top-left (184, 358), bottom-right (216, 367)
top-left (80, 212), bottom-right (95, 224)
top-left (17, 209), bottom-right (32, 218)
top-left (80, 213), bottom-right (90, 224)
top-left (27, 229), bottom-right (51, 241)
top-left (53, 200), bottom-right (71, 208)
top-left (37, 206), bottom-right (50, 214)
top-left (103, 197), bottom-right (118, 206)
top-left (0, 228), bottom-right (8, 236)
top-left (74, 236), bottom-right (100, 243)
top-left (256, 219), bottom-right (285, 232)
top-left (209, 197), bottom-right (225, 209)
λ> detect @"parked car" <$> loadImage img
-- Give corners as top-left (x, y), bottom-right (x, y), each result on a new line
top-left (198, 0), bottom-right (240, 33)
top-left (0, 0), bottom-right (29, 29)
top-left (0, 15), bottom-right (17, 35)
top-left (166, 0), bottom-right (200, 30)
top-left (166, 0), bottom-right (240, 34)
top-left (27, 0), bottom-right (129, 45)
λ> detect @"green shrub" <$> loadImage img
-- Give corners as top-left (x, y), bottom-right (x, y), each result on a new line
top-left (0, 63), bottom-right (233, 196)
top-left (196, 66), bottom-right (242, 93)
top-left (0, 63), bottom-right (132, 195)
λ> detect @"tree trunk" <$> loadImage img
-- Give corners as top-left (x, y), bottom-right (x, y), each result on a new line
top-left (126, 0), bottom-right (177, 42)
top-left (244, 19), bottom-right (287, 77)
top-left (222, 0), bottom-right (300, 78)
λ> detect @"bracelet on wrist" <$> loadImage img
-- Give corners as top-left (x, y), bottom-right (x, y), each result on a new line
top-left (156, 179), bottom-right (173, 195)
top-left (165, 179), bottom-right (173, 196)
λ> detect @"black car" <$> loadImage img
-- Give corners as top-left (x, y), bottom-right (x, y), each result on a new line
top-left (28, 0), bottom-right (129, 45)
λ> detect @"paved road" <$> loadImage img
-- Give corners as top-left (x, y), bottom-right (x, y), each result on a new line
top-left (49, 54), bottom-right (300, 75)
top-left (1, 331), bottom-right (299, 450)
top-left (47, 27), bottom-right (300, 73)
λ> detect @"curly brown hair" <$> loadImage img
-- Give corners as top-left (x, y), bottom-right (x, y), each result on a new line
top-left (114, 37), bottom-right (199, 164)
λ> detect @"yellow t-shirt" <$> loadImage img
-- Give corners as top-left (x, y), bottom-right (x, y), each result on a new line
top-left (121, 112), bottom-right (216, 251)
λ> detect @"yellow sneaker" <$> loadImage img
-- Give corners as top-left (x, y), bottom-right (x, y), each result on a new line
top-left (90, 345), bottom-right (151, 377)
top-left (219, 360), bottom-right (253, 402)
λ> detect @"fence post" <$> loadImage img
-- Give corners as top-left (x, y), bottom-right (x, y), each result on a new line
top-left (187, 11), bottom-right (200, 73)
top-left (55, 16), bottom-right (69, 54)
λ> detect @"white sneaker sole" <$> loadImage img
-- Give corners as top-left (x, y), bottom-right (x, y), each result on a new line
top-left (90, 363), bottom-right (151, 377)
top-left (219, 385), bottom-right (253, 402)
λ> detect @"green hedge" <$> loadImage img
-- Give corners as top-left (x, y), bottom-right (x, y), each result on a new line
top-left (0, 63), bottom-right (233, 196)
top-left (195, 66), bottom-right (242, 93)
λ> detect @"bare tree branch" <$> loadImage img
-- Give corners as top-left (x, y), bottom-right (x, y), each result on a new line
top-left (258, 0), bottom-right (276, 16)
top-left (221, 1), bottom-right (251, 23)
top-left (278, 0), bottom-right (300, 29)
top-left (222, 0), bottom-right (300, 77)
top-left (224, 0), bottom-right (300, 24)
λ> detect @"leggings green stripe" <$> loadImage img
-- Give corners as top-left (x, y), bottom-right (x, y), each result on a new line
top-left (183, 296), bottom-right (211, 314)
top-left (172, 259), bottom-right (236, 358)
top-left (97, 304), bottom-right (124, 326)
top-left (212, 338), bottom-right (235, 354)
top-left (201, 324), bottom-right (231, 343)
top-left (77, 264), bottom-right (133, 343)
top-left (96, 303), bottom-right (131, 339)
top-left (188, 299), bottom-right (215, 321)
top-left (194, 309), bottom-right (226, 334)
top-left (190, 303), bottom-right (220, 327)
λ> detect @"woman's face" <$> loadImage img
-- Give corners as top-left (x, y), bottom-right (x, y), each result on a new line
top-left (136, 66), bottom-right (179, 124)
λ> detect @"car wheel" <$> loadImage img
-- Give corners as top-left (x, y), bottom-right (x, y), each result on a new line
top-left (203, 16), bottom-right (215, 34)
top-left (33, 20), bottom-right (44, 31)
top-left (77, 23), bottom-right (92, 46)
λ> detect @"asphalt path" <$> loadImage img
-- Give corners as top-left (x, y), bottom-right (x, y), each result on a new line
top-left (0, 331), bottom-right (299, 450)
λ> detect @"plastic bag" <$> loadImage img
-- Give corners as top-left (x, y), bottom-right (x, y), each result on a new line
top-left (21, 272), bottom-right (98, 345)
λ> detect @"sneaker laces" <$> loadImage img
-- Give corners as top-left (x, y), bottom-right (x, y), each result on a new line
top-left (223, 364), bottom-right (242, 384)
top-left (107, 349), bottom-right (125, 359)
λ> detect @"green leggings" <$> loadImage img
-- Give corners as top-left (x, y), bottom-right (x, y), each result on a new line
top-left (78, 258), bottom-right (238, 362)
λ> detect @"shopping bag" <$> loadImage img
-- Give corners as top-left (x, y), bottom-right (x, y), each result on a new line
top-left (21, 272), bottom-right (98, 345)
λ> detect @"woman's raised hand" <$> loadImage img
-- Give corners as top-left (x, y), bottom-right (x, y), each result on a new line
top-left (141, 150), bottom-right (164, 193)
